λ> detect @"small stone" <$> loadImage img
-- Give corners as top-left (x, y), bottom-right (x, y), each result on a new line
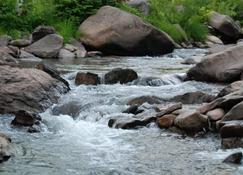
top-left (11, 110), bottom-right (41, 126)
top-left (104, 68), bottom-right (138, 84)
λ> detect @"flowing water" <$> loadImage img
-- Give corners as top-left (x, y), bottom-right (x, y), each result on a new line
top-left (1, 49), bottom-right (243, 175)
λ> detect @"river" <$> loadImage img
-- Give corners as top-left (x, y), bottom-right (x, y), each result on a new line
top-left (1, 49), bottom-right (243, 175)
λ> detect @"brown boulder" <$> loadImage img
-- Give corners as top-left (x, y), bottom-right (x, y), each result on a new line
top-left (174, 110), bottom-right (208, 133)
top-left (220, 121), bottom-right (243, 138)
top-left (156, 114), bottom-right (176, 129)
top-left (0, 65), bottom-right (68, 114)
top-left (221, 138), bottom-right (243, 149)
top-left (187, 45), bottom-right (243, 83)
top-left (75, 72), bottom-right (100, 85)
top-left (79, 6), bottom-right (175, 56)
top-left (206, 108), bottom-right (225, 121)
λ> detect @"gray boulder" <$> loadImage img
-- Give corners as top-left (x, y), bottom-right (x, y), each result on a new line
top-left (208, 12), bottom-right (242, 43)
top-left (9, 39), bottom-right (31, 48)
top-left (0, 65), bottom-right (68, 114)
top-left (104, 68), bottom-right (138, 84)
top-left (79, 6), bottom-right (175, 56)
top-left (25, 34), bottom-right (63, 58)
top-left (187, 45), bottom-right (243, 83)
top-left (32, 26), bottom-right (56, 43)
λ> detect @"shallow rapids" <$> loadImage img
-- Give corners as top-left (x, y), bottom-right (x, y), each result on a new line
top-left (1, 49), bottom-right (243, 175)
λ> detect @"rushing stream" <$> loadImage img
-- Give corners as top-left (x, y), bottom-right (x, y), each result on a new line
top-left (1, 49), bottom-right (243, 175)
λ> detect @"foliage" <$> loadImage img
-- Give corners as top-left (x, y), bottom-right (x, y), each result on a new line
top-left (121, 0), bottom-right (242, 43)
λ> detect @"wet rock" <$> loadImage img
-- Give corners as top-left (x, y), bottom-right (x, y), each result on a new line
top-left (58, 48), bottom-right (75, 59)
top-left (208, 12), bottom-right (242, 43)
top-left (208, 44), bottom-right (235, 54)
top-left (127, 0), bottom-right (150, 15)
top-left (222, 138), bottom-right (243, 149)
top-left (217, 81), bottom-right (243, 97)
top-left (0, 65), bottom-right (68, 114)
top-left (104, 68), bottom-right (138, 84)
top-left (187, 45), bottom-right (243, 83)
top-left (122, 105), bottom-right (144, 115)
top-left (174, 110), bottom-right (208, 133)
top-left (220, 121), bottom-right (243, 138)
top-left (27, 125), bottom-right (41, 133)
top-left (0, 47), bottom-right (18, 66)
top-left (32, 26), bottom-right (56, 43)
top-left (206, 108), bottom-right (225, 121)
top-left (18, 50), bottom-right (42, 65)
top-left (0, 35), bottom-right (12, 47)
top-left (110, 114), bottom-right (156, 129)
top-left (79, 6), bottom-right (175, 56)
top-left (75, 72), bottom-right (100, 85)
top-left (223, 152), bottom-right (242, 164)
top-left (169, 91), bottom-right (215, 104)
top-left (52, 101), bottom-right (81, 118)
top-left (36, 63), bottom-right (70, 90)
top-left (127, 96), bottom-right (163, 106)
top-left (11, 110), bottom-right (41, 126)
top-left (0, 133), bottom-right (12, 163)
top-left (156, 114), bottom-right (176, 129)
top-left (25, 34), bottom-right (63, 58)
top-left (9, 39), bottom-right (31, 48)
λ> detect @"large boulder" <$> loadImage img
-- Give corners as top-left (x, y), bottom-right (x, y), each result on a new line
top-left (0, 133), bottom-right (12, 163)
top-left (104, 68), bottom-right (138, 84)
top-left (220, 121), bottom-right (243, 138)
top-left (187, 45), bottom-right (243, 83)
top-left (25, 34), bottom-right (63, 58)
top-left (9, 39), bottom-right (31, 48)
top-left (208, 12), bottom-right (242, 43)
top-left (79, 6), bottom-right (175, 56)
top-left (32, 26), bottom-right (56, 43)
top-left (0, 65), bottom-right (68, 114)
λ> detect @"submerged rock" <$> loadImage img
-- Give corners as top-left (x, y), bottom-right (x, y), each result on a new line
top-left (0, 65), bottom-right (68, 114)
top-left (223, 152), bottom-right (242, 164)
top-left (169, 91), bottom-right (215, 104)
top-left (79, 6), bottom-right (175, 56)
top-left (0, 133), bottom-right (12, 163)
top-left (127, 96), bottom-right (163, 106)
top-left (222, 138), bottom-right (243, 149)
top-left (104, 68), bottom-right (138, 84)
top-left (52, 101), bottom-right (82, 118)
top-left (75, 72), bottom-right (100, 85)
